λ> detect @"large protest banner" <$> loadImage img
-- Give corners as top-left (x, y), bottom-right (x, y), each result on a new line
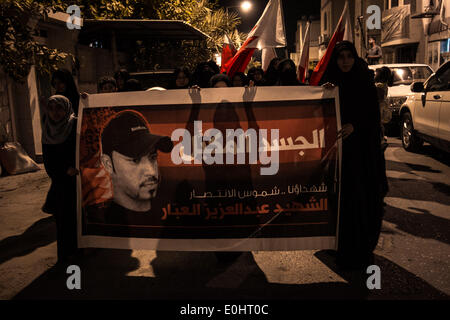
top-left (77, 86), bottom-right (341, 251)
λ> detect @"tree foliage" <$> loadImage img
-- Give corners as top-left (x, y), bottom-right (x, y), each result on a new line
top-left (156, 0), bottom-right (246, 54)
top-left (0, 0), bottom-right (72, 82)
top-left (1, 0), bottom-right (247, 81)
top-left (70, 0), bottom-right (246, 61)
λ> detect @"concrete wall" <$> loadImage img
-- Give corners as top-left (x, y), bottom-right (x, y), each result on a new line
top-left (0, 71), bottom-right (14, 144)
top-left (6, 14), bottom-right (79, 160)
top-left (11, 68), bottom-right (38, 159)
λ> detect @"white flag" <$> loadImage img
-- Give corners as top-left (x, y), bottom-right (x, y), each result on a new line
top-left (298, 21), bottom-right (311, 83)
top-left (343, 1), bottom-right (353, 42)
top-left (246, 0), bottom-right (287, 49)
top-left (262, 47), bottom-right (277, 71)
top-left (223, 0), bottom-right (287, 77)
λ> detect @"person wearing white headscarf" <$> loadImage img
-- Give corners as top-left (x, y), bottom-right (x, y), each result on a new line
top-left (42, 95), bottom-right (76, 145)
top-left (41, 95), bottom-right (79, 263)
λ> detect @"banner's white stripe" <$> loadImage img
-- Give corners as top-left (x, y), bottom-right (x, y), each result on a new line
top-left (83, 86), bottom-right (337, 109)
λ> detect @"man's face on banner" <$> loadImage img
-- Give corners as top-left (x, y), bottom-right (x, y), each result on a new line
top-left (105, 150), bottom-right (159, 210)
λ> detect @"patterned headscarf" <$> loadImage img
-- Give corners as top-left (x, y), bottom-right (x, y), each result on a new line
top-left (42, 95), bottom-right (76, 145)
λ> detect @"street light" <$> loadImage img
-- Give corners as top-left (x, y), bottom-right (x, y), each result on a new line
top-left (241, 1), bottom-right (252, 12)
top-left (226, 1), bottom-right (252, 15)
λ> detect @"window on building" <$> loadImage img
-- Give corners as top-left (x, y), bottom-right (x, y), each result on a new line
top-left (391, 0), bottom-right (399, 7)
top-left (323, 12), bottom-right (327, 31)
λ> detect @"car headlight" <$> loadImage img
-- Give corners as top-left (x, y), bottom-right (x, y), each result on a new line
top-left (388, 97), bottom-right (407, 111)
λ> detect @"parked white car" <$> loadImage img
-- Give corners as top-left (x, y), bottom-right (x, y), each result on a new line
top-left (369, 64), bottom-right (433, 130)
top-left (399, 60), bottom-right (450, 153)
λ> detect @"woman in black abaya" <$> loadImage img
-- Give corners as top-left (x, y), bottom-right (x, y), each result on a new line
top-left (320, 41), bottom-right (386, 269)
top-left (41, 95), bottom-right (79, 263)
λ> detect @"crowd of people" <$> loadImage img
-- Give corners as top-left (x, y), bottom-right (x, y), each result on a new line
top-left (40, 41), bottom-right (390, 273)
top-left (89, 57), bottom-right (306, 94)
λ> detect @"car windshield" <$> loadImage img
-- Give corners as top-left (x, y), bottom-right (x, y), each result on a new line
top-left (391, 66), bottom-right (432, 86)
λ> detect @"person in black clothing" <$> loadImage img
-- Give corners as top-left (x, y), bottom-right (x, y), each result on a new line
top-left (114, 69), bottom-right (130, 92)
top-left (169, 67), bottom-right (191, 89)
top-left (206, 60), bottom-right (220, 75)
top-left (124, 78), bottom-right (143, 91)
top-left (231, 72), bottom-right (248, 87)
top-left (247, 67), bottom-right (265, 86)
top-left (41, 95), bottom-right (78, 263)
top-left (264, 57), bottom-right (282, 86)
top-left (192, 62), bottom-right (218, 88)
top-left (97, 76), bottom-right (117, 93)
top-left (276, 59), bottom-right (302, 86)
top-left (51, 69), bottom-right (80, 115)
top-left (320, 41), bottom-right (386, 269)
top-left (209, 73), bottom-right (232, 88)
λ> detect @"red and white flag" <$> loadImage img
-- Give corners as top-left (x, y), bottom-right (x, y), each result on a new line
top-left (309, 1), bottom-right (352, 86)
top-left (222, 0), bottom-right (286, 78)
top-left (262, 47), bottom-right (277, 71)
top-left (297, 21), bottom-right (311, 83)
top-left (220, 34), bottom-right (237, 73)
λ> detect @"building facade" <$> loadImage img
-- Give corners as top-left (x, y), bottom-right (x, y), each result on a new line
top-left (381, 0), bottom-right (427, 65)
top-left (290, 18), bottom-right (321, 70)
top-left (418, 0), bottom-right (450, 71)
top-left (319, 0), bottom-right (450, 69)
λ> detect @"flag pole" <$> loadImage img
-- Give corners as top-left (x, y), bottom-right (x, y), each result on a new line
top-left (280, 0), bottom-right (288, 59)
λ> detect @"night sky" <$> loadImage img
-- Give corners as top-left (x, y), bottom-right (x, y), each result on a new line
top-left (217, 0), bottom-right (320, 53)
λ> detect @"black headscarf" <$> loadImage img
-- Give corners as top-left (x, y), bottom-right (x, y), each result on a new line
top-left (209, 74), bottom-right (231, 88)
top-left (169, 67), bottom-right (191, 89)
top-left (276, 59), bottom-right (301, 86)
top-left (264, 57), bottom-right (282, 86)
top-left (51, 69), bottom-right (80, 115)
top-left (124, 78), bottom-right (142, 91)
top-left (320, 41), bottom-right (378, 128)
top-left (231, 72), bottom-right (248, 87)
top-left (247, 67), bottom-right (265, 86)
top-left (193, 62), bottom-right (218, 88)
top-left (321, 41), bottom-right (370, 86)
top-left (114, 69), bottom-right (130, 92)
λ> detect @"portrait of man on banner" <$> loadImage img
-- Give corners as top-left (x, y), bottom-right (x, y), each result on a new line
top-left (78, 87), bottom-right (341, 251)
top-left (87, 110), bottom-right (173, 224)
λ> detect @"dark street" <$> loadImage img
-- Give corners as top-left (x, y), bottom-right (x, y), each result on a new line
top-left (1, 138), bottom-right (448, 301)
